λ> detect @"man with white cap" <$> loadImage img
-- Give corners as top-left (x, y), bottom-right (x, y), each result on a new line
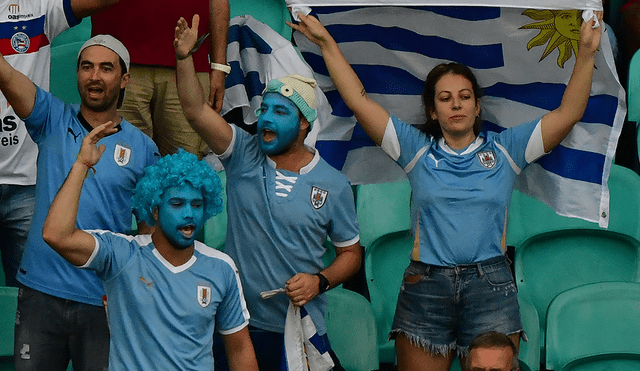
top-left (0, 34), bottom-right (158, 371)
top-left (174, 16), bottom-right (360, 370)
top-left (0, 0), bottom-right (118, 289)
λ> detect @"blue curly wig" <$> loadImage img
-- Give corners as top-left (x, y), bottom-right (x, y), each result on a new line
top-left (131, 149), bottom-right (223, 226)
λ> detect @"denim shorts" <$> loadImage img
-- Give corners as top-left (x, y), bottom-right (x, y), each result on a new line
top-left (390, 255), bottom-right (525, 357)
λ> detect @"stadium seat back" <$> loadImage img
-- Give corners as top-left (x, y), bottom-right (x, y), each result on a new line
top-left (545, 282), bottom-right (640, 371)
top-left (50, 41), bottom-right (85, 104)
top-left (229, 0), bottom-right (291, 38)
top-left (516, 229), bottom-right (640, 358)
top-left (364, 230), bottom-right (414, 364)
top-left (0, 287), bottom-right (18, 357)
top-left (325, 288), bottom-right (379, 371)
top-left (356, 180), bottom-right (412, 250)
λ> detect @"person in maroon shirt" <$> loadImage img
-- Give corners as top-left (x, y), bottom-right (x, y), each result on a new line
top-left (92, 0), bottom-right (230, 158)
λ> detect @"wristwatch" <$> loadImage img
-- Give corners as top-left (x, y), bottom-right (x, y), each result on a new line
top-left (315, 273), bottom-right (330, 294)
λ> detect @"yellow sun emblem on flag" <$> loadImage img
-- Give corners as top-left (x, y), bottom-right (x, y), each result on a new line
top-left (520, 9), bottom-right (582, 68)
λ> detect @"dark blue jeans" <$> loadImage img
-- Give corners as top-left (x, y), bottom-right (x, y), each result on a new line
top-left (14, 285), bottom-right (110, 371)
top-left (0, 184), bottom-right (34, 287)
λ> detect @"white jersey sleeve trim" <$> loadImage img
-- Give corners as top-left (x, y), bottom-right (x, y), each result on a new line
top-left (78, 234), bottom-right (100, 269)
top-left (525, 120), bottom-right (548, 163)
top-left (217, 125), bottom-right (237, 160)
top-left (332, 234), bottom-right (360, 248)
top-left (495, 142), bottom-right (521, 175)
top-left (405, 146), bottom-right (429, 174)
top-left (218, 320), bottom-right (250, 335)
top-left (380, 116), bottom-right (401, 161)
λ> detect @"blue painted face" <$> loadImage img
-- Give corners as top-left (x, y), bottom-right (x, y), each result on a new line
top-left (156, 183), bottom-right (205, 250)
top-left (257, 93), bottom-right (301, 155)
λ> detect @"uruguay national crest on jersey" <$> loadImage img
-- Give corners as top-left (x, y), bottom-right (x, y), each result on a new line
top-left (197, 284), bottom-right (211, 308)
top-left (310, 186), bottom-right (328, 209)
top-left (477, 150), bottom-right (497, 169)
top-left (114, 142), bottom-right (131, 167)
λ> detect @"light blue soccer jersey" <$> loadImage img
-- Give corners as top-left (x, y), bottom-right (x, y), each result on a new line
top-left (220, 125), bottom-right (360, 335)
top-left (83, 232), bottom-right (250, 371)
top-left (17, 87), bottom-right (159, 305)
top-left (381, 115), bottom-right (545, 266)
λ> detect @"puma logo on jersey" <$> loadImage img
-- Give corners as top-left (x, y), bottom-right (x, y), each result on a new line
top-left (67, 128), bottom-right (81, 142)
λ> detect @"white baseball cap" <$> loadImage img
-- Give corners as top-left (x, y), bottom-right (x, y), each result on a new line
top-left (78, 34), bottom-right (130, 72)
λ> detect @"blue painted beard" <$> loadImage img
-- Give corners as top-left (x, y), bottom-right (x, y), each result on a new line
top-left (257, 93), bottom-right (301, 156)
top-left (156, 184), bottom-right (205, 250)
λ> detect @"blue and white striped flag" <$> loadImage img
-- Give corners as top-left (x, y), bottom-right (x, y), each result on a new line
top-left (284, 303), bottom-right (334, 371)
top-left (286, 2), bottom-right (624, 228)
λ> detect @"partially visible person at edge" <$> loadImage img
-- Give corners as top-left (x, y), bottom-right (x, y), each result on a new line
top-left (91, 0), bottom-right (230, 158)
top-left (174, 15), bottom-right (361, 371)
top-left (0, 34), bottom-right (159, 370)
top-left (467, 332), bottom-right (520, 371)
top-left (0, 0), bottom-right (119, 288)
top-left (290, 11), bottom-right (601, 371)
top-left (42, 137), bottom-right (258, 371)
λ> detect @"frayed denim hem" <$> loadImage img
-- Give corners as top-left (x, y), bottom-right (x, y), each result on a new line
top-left (390, 329), bottom-right (457, 357)
top-left (391, 329), bottom-right (528, 359)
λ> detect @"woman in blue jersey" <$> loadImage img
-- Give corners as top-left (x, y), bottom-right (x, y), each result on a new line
top-left (290, 11), bottom-right (602, 371)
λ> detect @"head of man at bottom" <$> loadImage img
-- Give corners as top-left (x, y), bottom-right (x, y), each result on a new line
top-left (467, 331), bottom-right (520, 371)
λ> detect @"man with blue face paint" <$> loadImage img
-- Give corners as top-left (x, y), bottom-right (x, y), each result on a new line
top-left (175, 16), bottom-right (362, 371)
top-left (42, 124), bottom-right (259, 371)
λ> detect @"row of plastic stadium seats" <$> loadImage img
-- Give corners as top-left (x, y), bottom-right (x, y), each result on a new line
top-left (357, 164), bottom-right (640, 370)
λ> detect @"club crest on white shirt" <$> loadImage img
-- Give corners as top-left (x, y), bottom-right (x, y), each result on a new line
top-left (310, 186), bottom-right (328, 209)
top-left (197, 285), bottom-right (212, 308)
top-left (114, 142), bottom-right (131, 167)
top-left (477, 150), bottom-right (497, 169)
top-left (11, 32), bottom-right (29, 53)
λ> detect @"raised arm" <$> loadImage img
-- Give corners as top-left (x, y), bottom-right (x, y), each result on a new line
top-left (174, 15), bottom-right (233, 155)
top-left (207, 0), bottom-right (230, 112)
top-left (540, 11), bottom-right (602, 152)
top-left (288, 14), bottom-right (389, 146)
top-left (42, 121), bottom-right (119, 266)
top-left (70, 0), bottom-right (119, 19)
top-left (0, 54), bottom-right (37, 118)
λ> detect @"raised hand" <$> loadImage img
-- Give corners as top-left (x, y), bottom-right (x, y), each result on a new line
top-left (174, 15), bottom-right (200, 60)
top-left (287, 14), bottom-right (334, 48)
top-left (579, 10), bottom-right (603, 56)
top-left (77, 121), bottom-right (118, 171)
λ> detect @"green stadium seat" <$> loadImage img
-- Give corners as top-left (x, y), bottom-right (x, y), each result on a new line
top-left (515, 229), bottom-right (640, 360)
top-left (629, 49), bottom-right (640, 123)
top-left (545, 282), bottom-right (640, 371)
top-left (518, 294), bottom-right (540, 371)
top-left (507, 164), bottom-right (640, 248)
top-left (50, 41), bottom-right (85, 104)
top-left (325, 288), bottom-right (378, 371)
top-left (51, 18), bottom-right (91, 48)
top-left (356, 180), bottom-right (412, 250)
top-left (0, 287), bottom-right (18, 370)
top-left (364, 230), bottom-right (413, 364)
top-left (201, 171), bottom-right (227, 251)
top-left (229, 0), bottom-right (290, 39)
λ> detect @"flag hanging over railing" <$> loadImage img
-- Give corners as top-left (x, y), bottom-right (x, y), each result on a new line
top-left (286, 3), bottom-right (624, 228)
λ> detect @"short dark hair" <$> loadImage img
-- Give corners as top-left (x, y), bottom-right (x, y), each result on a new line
top-left (467, 331), bottom-right (518, 370)
top-left (76, 53), bottom-right (128, 108)
top-left (421, 62), bottom-right (482, 138)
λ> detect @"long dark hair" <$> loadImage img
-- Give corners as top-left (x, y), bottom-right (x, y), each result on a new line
top-left (421, 62), bottom-right (483, 138)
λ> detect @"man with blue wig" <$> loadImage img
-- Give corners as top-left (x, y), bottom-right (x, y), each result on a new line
top-left (174, 15), bottom-right (361, 370)
top-left (42, 125), bottom-right (258, 371)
